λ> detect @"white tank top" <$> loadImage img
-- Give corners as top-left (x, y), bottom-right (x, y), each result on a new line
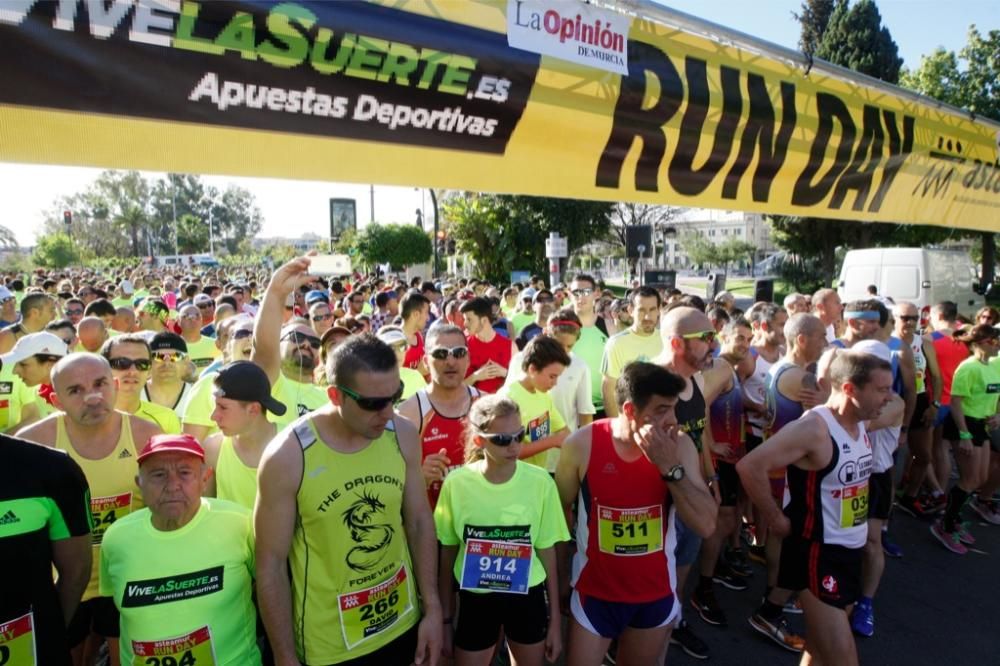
top-left (783, 407), bottom-right (873, 548)
top-left (870, 425), bottom-right (900, 474)
top-left (910, 336), bottom-right (927, 394)
top-left (743, 349), bottom-right (774, 435)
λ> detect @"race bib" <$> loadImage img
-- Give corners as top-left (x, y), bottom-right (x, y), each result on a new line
top-left (91, 492), bottom-right (133, 545)
top-left (131, 626), bottom-right (215, 666)
top-left (840, 484), bottom-right (869, 528)
top-left (528, 413), bottom-right (550, 442)
top-left (597, 504), bottom-right (663, 556)
top-left (0, 612), bottom-right (36, 666)
top-left (459, 539), bottom-right (532, 594)
top-left (338, 564), bottom-right (414, 650)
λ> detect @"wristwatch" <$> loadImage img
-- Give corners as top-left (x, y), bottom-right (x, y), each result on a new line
top-left (931, 400), bottom-right (942, 408)
top-left (662, 464), bottom-right (685, 483)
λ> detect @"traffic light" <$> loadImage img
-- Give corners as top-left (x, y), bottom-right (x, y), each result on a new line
top-left (447, 238), bottom-right (456, 255)
top-left (63, 210), bottom-right (72, 226)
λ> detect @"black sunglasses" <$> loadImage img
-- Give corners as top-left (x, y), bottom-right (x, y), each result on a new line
top-left (480, 428), bottom-right (526, 446)
top-left (197, 303), bottom-right (215, 309)
top-left (337, 384), bottom-right (404, 411)
top-left (108, 357), bottom-right (151, 372)
top-left (898, 315), bottom-right (919, 322)
top-left (282, 331), bottom-right (321, 349)
top-left (429, 346), bottom-right (469, 360)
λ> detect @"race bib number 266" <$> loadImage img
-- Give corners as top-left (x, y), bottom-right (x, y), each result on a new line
top-left (338, 564), bottom-right (414, 650)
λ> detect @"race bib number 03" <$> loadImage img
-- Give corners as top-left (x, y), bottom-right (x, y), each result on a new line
top-left (91, 492), bottom-right (133, 545)
top-left (0, 612), bottom-right (36, 666)
top-left (840, 484), bottom-right (869, 528)
top-left (597, 504), bottom-right (663, 556)
top-left (338, 564), bottom-right (414, 650)
top-left (459, 539), bottom-right (532, 594)
top-left (131, 626), bottom-right (215, 666)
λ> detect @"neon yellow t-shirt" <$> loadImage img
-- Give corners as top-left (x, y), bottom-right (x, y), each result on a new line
top-left (601, 328), bottom-right (664, 380)
top-left (271, 374), bottom-right (328, 428)
top-left (100, 498), bottom-right (261, 666)
top-left (511, 313), bottom-right (534, 336)
top-left (185, 336), bottom-right (221, 372)
top-left (130, 399), bottom-right (181, 434)
top-left (400, 367), bottom-right (427, 403)
top-left (951, 357), bottom-right (1000, 419)
top-left (573, 325), bottom-right (608, 410)
top-left (499, 381), bottom-right (566, 469)
top-left (180, 372), bottom-right (220, 436)
top-left (434, 460), bottom-right (569, 592)
top-left (0, 366), bottom-right (35, 431)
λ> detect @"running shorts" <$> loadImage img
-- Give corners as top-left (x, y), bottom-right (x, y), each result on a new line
top-left (777, 536), bottom-right (862, 609)
top-left (570, 589), bottom-right (677, 639)
top-left (454, 584), bottom-right (549, 651)
top-left (67, 597), bottom-right (119, 646)
top-left (716, 461), bottom-right (740, 507)
top-left (944, 414), bottom-right (990, 447)
top-left (868, 470), bottom-right (893, 520)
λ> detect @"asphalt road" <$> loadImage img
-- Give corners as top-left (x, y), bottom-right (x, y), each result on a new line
top-left (666, 508), bottom-right (1000, 666)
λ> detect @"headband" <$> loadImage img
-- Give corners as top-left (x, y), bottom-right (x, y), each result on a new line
top-left (844, 310), bottom-right (880, 320)
top-left (549, 320), bottom-right (581, 329)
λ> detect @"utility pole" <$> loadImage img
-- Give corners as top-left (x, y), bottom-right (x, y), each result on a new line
top-left (171, 181), bottom-right (179, 256)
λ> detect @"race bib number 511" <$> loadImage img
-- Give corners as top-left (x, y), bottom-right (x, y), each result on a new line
top-left (0, 612), bottom-right (36, 666)
top-left (597, 504), bottom-right (663, 555)
top-left (131, 626), bottom-right (215, 666)
top-left (338, 564), bottom-right (414, 650)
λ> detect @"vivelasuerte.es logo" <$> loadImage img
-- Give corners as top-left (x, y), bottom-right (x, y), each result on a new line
top-left (122, 566), bottom-right (224, 608)
top-left (0, 510), bottom-right (20, 525)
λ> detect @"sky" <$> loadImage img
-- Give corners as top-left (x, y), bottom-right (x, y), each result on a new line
top-left (4, 0), bottom-right (997, 248)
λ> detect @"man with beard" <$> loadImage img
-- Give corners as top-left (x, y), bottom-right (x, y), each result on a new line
top-left (398, 324), bottom-right (479, 509)
top-left (738, 350), bottom-right (892, 666)
top-left (18, 354), bottom-right (161, 666)
top-left (601, 287), bottom-right (662, 418)
top-left (252, 260), bottom-right (328, 422)
top-left (653, 306), bottom-right (720, 661)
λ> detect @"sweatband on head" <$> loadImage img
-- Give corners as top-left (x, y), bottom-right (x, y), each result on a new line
top-left (844, 310), bottom-right (879, 320)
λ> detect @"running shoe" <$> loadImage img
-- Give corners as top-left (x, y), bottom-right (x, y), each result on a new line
top-left (956, 521), bottom-right (976, 546)
top-left (896, 495), bottom-right (931, 518)
top-left (924, 494), bottom-right (947, 514)
top-left (930, 521), bottom-right (968, 554)
top-left (691, 587), bottom-right (727, 626)
top-left (782, 597), bottom-right (803, 615)
top-left (713, 564), bottom-right (750, 591)
top-left (881, 531), bottom-right (904, 558)
top-left (850, 599), bottom-right (875, 637)
top-left (747, 544), bottom-right (767, 565)
top-left (723, 546), bottom-right (754, 577)
top-left (670, 620), bottom-right (709, 660)
top-left (748, 613), bottom-right (805, 653)
top-left (971, 498), bottom-right (1000, 525)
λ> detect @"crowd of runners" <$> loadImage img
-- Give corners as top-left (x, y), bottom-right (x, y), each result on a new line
top-left (2, 257), bottom-right (999, 666)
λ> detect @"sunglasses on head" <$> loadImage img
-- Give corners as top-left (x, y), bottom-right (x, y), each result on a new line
top-left (108, 357), bottom-right (151, 372)
top-left (681, 330), bottom-right (716, 344)
top-left (429, 346), bottom-right (469, 360)
top-left (336, 384), bottom-right (404, 411)
top-left (282, 331), bottom-right (321, 349)
top-left (480, 427), bottom-right (526, 446)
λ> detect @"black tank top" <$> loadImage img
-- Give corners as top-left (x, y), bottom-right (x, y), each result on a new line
top-left (675, 376), bottom-right (706, 452)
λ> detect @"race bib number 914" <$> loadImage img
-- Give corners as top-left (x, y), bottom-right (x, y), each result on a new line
top-left (460, 539), bottom-right (532, 594)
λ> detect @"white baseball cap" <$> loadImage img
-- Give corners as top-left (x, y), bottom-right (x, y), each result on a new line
top-left (851, 340), bottom-right (892, 363)
top-left (0, 332), bottom-right (70, 367)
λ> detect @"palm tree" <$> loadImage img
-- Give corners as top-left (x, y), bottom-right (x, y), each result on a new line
top-left (0, 224), bottom-right (18, 249)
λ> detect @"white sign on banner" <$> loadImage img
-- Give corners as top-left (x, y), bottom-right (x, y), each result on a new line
top-left (507, 0), bottom-right (630, 76)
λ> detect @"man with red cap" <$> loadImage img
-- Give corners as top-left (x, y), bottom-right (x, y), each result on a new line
top-left (100, 433), bottom-right (261, 666)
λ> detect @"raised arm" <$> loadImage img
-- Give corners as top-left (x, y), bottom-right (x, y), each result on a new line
top-left (252, 257), bottom-right (312, 385)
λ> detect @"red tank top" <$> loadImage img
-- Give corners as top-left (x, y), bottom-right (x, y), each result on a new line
top-left (573, 419), bottom-right (674, 603)
top-left (403, 330), bottom-right (425, 371)
top-left (931, 331), bottom-right (969, 403)
top-left (417, 387), bottom-right (479, 508)
top-left (466, 332), bottom-right (513, 394)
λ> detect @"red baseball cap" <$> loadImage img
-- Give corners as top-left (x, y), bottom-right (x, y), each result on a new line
top-left (137, 434), bottom-right (205, 464)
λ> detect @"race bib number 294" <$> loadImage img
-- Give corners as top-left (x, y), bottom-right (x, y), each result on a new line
top-left (131, 626), bottom-right (216, 666)
top-left (0, 612), bottom-right (36, 666)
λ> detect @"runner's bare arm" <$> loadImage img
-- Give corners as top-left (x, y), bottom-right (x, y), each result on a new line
top-left (200, 432), bottom-right (224, 497)
top-left (182, 423), bottom-right (213, 443)
top-left (14, 414), bottom-right (58, 446)
top-left (737, 414), bottom-right (829, 531)
top-left (538, 545), bottom-right (563, 663)
top-left (899, 343), bottom-right (917, 430)
top-left (554, 425), bottom-right (589, 609)
top-left (396, 416), bottom-right (443, 666)
top-left (649, 430), bottom-right (717, 538)
top-left (254, 434), bottom-right (303, 666)
top-left (252, 256), bottom-right (312, 385)
top-left (438, 545), bottom-right (458, 659)
top-left (922, 335), bottom-right (943, 404)
top-left (601, 375), bottom-right (619, 417)
top-left (518, 427), bottom-right (568, 460)
top-left (52, 534), bottom-right (91, 623)
top-left (867, 393), bottom-right (904, 431)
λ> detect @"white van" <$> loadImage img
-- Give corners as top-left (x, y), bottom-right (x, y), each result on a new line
top-left (837, 248), bottom-right (984, 319)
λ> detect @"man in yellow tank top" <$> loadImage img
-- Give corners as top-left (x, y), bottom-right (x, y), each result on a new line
top-left (256, 257), bottom-right (443, 666)
top-left (18, 353), bottom-right (162, 666)
top-left (202, 361), bottom-right (285, 510)
top-left (101, 335), bottom-right (182, 434)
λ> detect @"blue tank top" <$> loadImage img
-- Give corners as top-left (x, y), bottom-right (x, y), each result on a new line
top-left (765, 359), bottom-right (806, 437)
top-left (887, 336), bottom-right (903, 395)
top-left (709, 369), bottom-right (743, 463)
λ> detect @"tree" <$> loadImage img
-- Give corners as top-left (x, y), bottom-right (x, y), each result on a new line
top-left (32, 232), bottom-right (79, 268)
top-left (0, 224), bottom-right (18, 249)
top-left (900, 26), bottom-right (1000, 288)
top-left (610, 203), bottom-right (680, 275)
top-left (443, 193), bottom-right (614, 284)
top-left (92, 170), bottom-right (150, 256)
top-left (355, 224), bottom-right (432, 271)
top-left (678, 232), bottom-right (719, 269)
top-left (774, 0), bottom-right (904, 286)
top-left (718, 238), bottom-right (759, 274)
